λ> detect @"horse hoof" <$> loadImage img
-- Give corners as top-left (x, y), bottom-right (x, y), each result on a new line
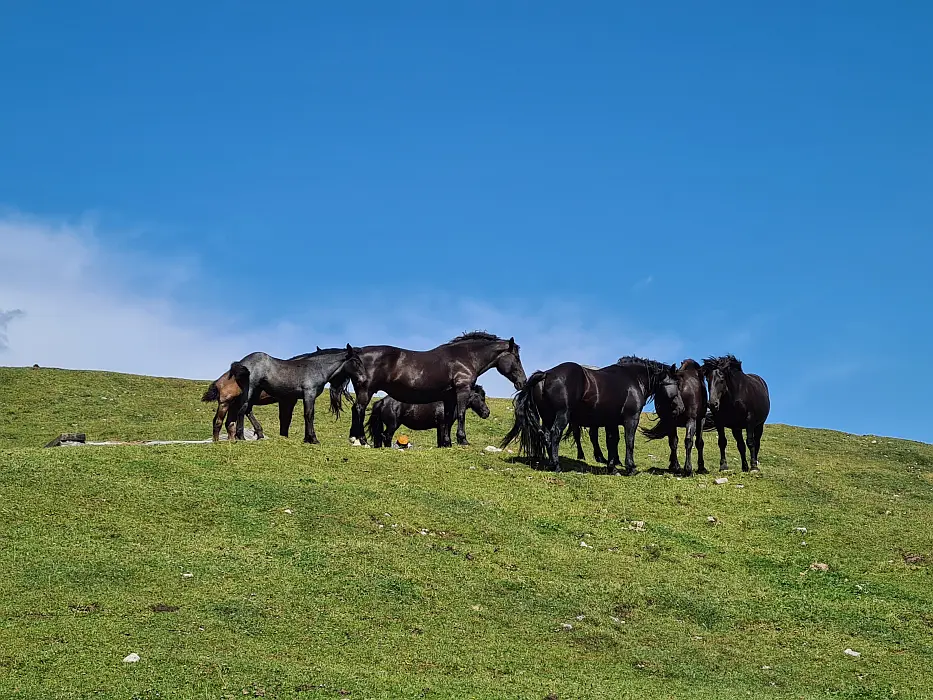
top-left (611, 468), bottom-right (622, 476)
top-left (719, 465), bottom-right (729, 472)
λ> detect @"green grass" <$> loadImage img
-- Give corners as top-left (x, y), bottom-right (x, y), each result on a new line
top-left (1, 365), bottom-right (932, 699)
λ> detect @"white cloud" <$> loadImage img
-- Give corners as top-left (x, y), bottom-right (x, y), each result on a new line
top-left (0, 213), bottom-right (683, 396)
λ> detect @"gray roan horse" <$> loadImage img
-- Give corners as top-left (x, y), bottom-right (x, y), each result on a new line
top-left (230, 345), bottom-right (364, 444)
top-left (329, 331), bottom-right (526, 447)
top-left (367, 384), bottom-right (490, 448)
top-left (702, 355), bottom-right (770, 471)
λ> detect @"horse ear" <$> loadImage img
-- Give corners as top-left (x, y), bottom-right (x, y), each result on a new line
top-left (345, 343), bottom-right (354, 357)
top-left (670, 364), bottom-right (677, 374)
top-left (316, 345), bottom-right (322, 351)
top-left (509, 337), bottom-right (515, 352)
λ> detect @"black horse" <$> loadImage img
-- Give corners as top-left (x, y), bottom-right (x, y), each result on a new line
top-left (640, 358), bottom-right (711, 476)
top-left (367, 384), bottom-right (490, 448)
top-left (702, 355), bottom-right (770, 471)
top-left (501, 356), bottom-right (682, 474)
top-left (330, 331), bottom-right (526, 447)
top-left (231, 345), bottom-right (363, 444)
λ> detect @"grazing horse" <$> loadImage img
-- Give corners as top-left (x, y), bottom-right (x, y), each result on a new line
top-left (330, 331), bottom-right (526, 447)
top-left (231, 345), bottom-right (364, 444)
top-left (501, 357), bottom-right (682, 474)
top-left (640, 358), bottom-right (710, 476)
top-left (367, 385), bottom-right (491, 448)
top-left (702, 355), bottom-right (770, 471)
top-left (201, 352), bottom-right (318, 442)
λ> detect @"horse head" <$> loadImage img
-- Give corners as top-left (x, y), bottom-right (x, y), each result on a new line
top-left (703, 355), bottom-right (742, 411)
top-left (468, 384), bottom-right (491, 419)
top-left (495, 337), bottom-right (527, 391)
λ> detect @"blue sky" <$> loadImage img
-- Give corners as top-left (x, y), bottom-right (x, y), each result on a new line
top-left (1, 2), bottom-right (931, 442)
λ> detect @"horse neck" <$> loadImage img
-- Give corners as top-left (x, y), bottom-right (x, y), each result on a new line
top-left (318, 353), bottom-right (349, 377)
top-left (470, 341), bottom-right (508, 374)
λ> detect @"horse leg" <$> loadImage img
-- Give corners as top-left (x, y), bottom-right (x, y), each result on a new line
top-left (751, 424), bottom-right (763, 470)
top-left (605, 424), bottom-right (621, 474)
top-left (278, 398), bottom-right (297, 438)
top-left (732, 427), bottom-right (749, 471)
top-left (212, 400), bottom-right (228, 442)
top-left (352, 390), bottom-right (372, 444)
top-left (549, 410), bottom-right (569, 472)
top-left (668, 426), bottom-right (682, 474)
top-left (682, 418), bottom-right (696, 477)
top-left (441, 394), bottom-right (457, 448)
top-left (302, 389), bottom-right (322, 444)
top-left (455, 386), bottom-right (471, 445)
top-left (695, 416), bottom-right (707, 474)
top-left (572, 425), bottom-right (585, 461)
top-left (717, 423), bottom-right (728, 471)
top-left (591, 427), bottom-right (607, 464)
top-left (384, 414), bottom-right (397, 448)
top-left (235, 410), bottom-right (246, 440)
top-left (621, 414), bottom-right (640, 476)
top-left (247, 410), bottom-right (264, 440)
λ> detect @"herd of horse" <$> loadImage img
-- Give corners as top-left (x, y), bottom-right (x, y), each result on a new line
top-left (201, 331), bottom-right (771, 475)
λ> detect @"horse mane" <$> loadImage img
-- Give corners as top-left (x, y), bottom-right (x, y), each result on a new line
top-left (702, 354), bottom-right (742, 374)
top-left (617, 355), bottom-right (670, 376)
top-left (617, 355), bottom-right (674, 391)
top-left (447, 330), bottom-right (515, 348)
top-left (679, 358), bottom-right (702, 373)
top-left (290, 347), bottom-right (347, 360)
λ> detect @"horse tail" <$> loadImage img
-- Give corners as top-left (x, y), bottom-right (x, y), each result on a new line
top-left (500, 370), bottom-right (548, 462)
top-left (702, 410), bottom-right (717, 431)
top-left (640, 416), bottom-right (672, 441)
top-left (227, 362), bottom-right (249, 388)
top-left (201, 382), bottom-right (220, 403)
top-left (366, 400), bottom-right (383, 446)
top-left (329, 370), bottom-right (351, 418)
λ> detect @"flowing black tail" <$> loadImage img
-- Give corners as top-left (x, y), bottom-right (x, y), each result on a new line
top-left (328, 370), bottom-right (353, 418)
top-left (227, 362), bottom-right (250, 388)
top-left (640, 416), bottom-right (673, 441)
top-left (366, 400), bottom-right (384, 447)
top-left (702, 410), bottom-right (717, 432)
top-left (201, 382), bottom-right (220, 403)
top-left (500, 371), bottom-right (548, 462)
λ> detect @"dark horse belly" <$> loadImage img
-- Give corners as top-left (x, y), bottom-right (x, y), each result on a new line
top-left (382, 381), bottom-right (454, 406)
top-left (400, 404), bottom-right (444, 431)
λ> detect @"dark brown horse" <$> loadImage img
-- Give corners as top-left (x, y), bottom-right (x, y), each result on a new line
top-left (640, 358), bottom-right (711, 476)
top-left (366, 384), bottom-right (490, 448)
top-left (330, 331), bottom-right (526, 447)
top-left (702, 355), bottom-right (770, 471)
top-left (502, 357), bottom-right (682, 474)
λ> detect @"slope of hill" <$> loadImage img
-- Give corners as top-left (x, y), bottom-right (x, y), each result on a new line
top-left (1, 366), bottom-right (932, 699)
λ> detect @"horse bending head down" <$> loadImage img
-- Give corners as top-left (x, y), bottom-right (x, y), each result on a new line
top-left (618, 356), bottom-right (684, 417)
top-left (496, 337), bottom-right (527, 391)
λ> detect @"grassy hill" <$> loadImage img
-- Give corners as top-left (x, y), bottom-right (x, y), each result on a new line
top-left (1, 365), bottom-right (932, 700)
